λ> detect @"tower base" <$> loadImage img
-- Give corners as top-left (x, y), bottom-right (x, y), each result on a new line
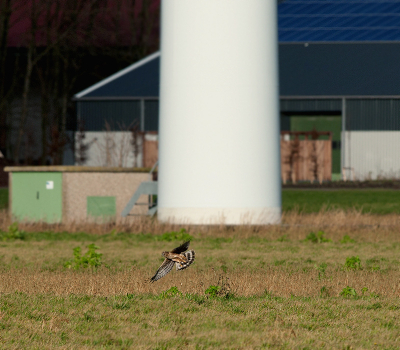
top-left (158, 207), bottom-right (281, 225)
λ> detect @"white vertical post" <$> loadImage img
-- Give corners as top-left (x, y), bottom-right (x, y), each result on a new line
top-left (158, 0), bottom-right (281, 225)
top-left (341, 97), bottom-right (346, 179)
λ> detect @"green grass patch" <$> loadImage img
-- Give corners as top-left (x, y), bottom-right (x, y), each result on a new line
top-left (1, 292), bottom-right (400, 349)
top-left (282, 189), bottom-right (400, 214)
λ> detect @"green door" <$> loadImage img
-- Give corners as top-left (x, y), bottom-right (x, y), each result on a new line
top-left (12, 172), bottom-right (62, 223)
top-left (290, 116), bottom-right (342, 178)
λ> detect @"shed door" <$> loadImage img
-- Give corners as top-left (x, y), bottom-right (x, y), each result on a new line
top-left (12, 172), bottom-right (62, 223)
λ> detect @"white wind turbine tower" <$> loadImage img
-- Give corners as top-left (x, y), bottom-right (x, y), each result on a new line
top-left (158, 0), bottom-right (281, 225)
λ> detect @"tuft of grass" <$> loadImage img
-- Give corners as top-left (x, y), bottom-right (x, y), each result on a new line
top-left (340, 234), bottom-right (356, 244)
top-left (276, 234), bottom-right (290, 242)
top-left (340, 286), bottom-right (358, 298)
top-left (205, 285), bottom-right (221, 298)
top-left (158, 286), bottom-right (182, 299)
top-left (64, 243), bottom-right (102, 270)
top-left (0, 222), bottom-right (25, 241)
top-left (314, 262), bottom-right (328, 280)
top-left (304, 230), bottom-right (332, 243)
top-left (319, 286), bottom-right (331, 298)
top-left (344, 256), bottom-right (362, 270)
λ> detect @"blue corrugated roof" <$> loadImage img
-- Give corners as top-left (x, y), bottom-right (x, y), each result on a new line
top-left (279, 0), bottom-right (400, 42)
top-left (75, 0), bottom-right (400, 99)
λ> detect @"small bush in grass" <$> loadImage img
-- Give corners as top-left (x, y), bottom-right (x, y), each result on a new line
top-left (158, 228), bottom-right (193, 242)
top-left (159, 286), bottom-right (182, 299)
top-left (276, 234), bottom-right (289, 242)
top-left (205, 285), bottom-right (221, 298)
top-left (340, 235), bottom-right (356, 244)
top-left (0, 222), bottom-right (25, 241)
top-left (205, 275), bottom-right (234, 299)
top-left (344, 256), bottom-right (362, 270)
top-left (319, 286), bottom-right (331, 298)
top-left (304, 230), bottom-right (331, 243)
top-left (366, 302), bottom-right (382, 310)
top-left (314, 262), bottom-right (328, 280)
top-left (340, 286), bottom-right (358, 298)
top-left (64, 243), bottom-right (102, 270)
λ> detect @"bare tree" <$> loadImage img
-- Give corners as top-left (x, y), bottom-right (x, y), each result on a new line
top-left (13, 0), bottom-right (42, 164)
top-left (130, 120), bottom-right (140, 167)
top-left (75, 121), bottom-right (93, 165)
top-left (0, 0), bottom-right (12, 156)
top-left (7, 0), bottom-right (161, 165)
top-left (94, 122), bottom-right (136, 167)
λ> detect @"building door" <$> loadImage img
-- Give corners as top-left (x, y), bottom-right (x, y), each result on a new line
top-left (290, 116), bottom-right (342, 179)
top-left (11, 172), bottom-right (62, 223)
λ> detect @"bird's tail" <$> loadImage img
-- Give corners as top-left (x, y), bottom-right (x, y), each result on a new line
top-left (176, 250), bottom-right (195, 271)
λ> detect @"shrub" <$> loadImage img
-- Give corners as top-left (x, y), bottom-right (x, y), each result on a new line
top-left (0, 223), bottom-right (25, 241)
top-left (344, 256), bottom-right (362, 270)
top-left (205, 285), bottom-right (221, 298)
top-left (64, 243), bottom-right (102, 270)
top-left (159, 286), bottom-right (182, 299)
top-left (304, 231), bottom-right (331, 243)
top-left (340, 235), bottom-right (356, 244)
top-left (205, 275), bottom-right (234, 299)
top-left (340, 286), bottom-right (358, 298)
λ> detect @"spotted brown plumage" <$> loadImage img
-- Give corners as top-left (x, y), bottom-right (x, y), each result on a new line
top-left (150, 241), bottom-right (195, 282)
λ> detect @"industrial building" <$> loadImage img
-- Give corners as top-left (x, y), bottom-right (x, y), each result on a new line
top-left (74, 0), bottom-right (400, 180)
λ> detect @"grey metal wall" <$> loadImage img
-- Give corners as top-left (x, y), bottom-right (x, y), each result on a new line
top-left (144, 100), bottom-right (159, 131)
top-left (78, 99), bottom-right (159, 132)
top-left (282, 98), bottom-right (400, 131)
top-left (78, 100), bottom-right (141, 131)
top-left (280, 99), bottom-right (342, 113)
top-left (78, 97), bottom-right (400, 132)
top-left (346, 99), bottom-right (400, 131)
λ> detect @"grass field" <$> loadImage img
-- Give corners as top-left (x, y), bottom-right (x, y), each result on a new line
top-left (1, 209), bottom-right (400, 349)
top-left (282, 189), bottom-right (400, 214)
top-left (0, 187), bottom-right (400, 348)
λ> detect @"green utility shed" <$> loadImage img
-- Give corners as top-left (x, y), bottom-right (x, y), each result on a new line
top-left (5, 166), bottom-right (150, 223)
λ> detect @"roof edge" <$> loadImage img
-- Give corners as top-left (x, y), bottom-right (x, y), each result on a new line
top-left (74, 51), bottom-right (161, 99)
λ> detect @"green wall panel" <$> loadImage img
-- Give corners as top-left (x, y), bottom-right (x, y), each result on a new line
top-left (12, 172), bottom-right (62, 223)
top-left (87, 196), bottom-right (116, 220)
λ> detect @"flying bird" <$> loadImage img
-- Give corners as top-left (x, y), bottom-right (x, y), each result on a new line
top-left (150, 241), bottom-right (195, 282)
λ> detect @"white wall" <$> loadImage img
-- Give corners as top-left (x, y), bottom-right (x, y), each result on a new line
top-left (76, 131), bottom-right (143, 167)
top-left (342, 131), bottom-right (400, 180)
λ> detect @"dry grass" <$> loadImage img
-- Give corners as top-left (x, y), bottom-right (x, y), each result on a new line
top-left (1, 208), bottom-right (400, 241)
top-left (1, 267), bottom-right (400, 299)
top-left (1, 209), bottom-right (400, 348)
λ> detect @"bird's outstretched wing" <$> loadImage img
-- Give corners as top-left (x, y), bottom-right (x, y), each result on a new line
top-left (171, 241), bottom-right (190, 254)
top-left (150, 259), bottom-right (175, 282)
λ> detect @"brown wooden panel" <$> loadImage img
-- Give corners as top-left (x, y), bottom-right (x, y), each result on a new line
top-left (280, 139), bottom-right (332, 183)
